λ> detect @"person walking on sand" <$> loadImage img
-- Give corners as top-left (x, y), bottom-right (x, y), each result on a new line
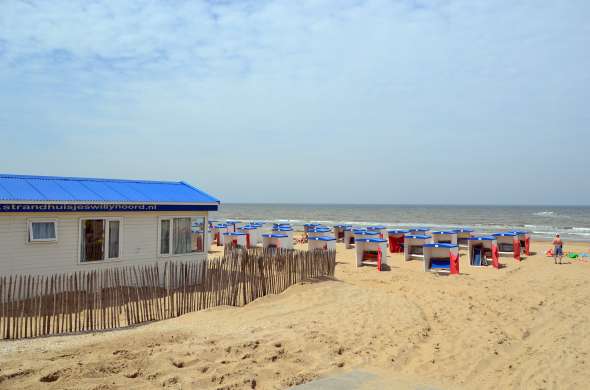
top-left (553, 234), bottom-right (564, 264)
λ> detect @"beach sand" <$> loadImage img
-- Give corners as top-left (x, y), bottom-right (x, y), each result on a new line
top-left (1, 238), bottom-right (589, 389)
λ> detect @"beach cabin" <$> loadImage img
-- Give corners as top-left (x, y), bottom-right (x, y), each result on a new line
top-left (423, 243), bottom-right (460, 274)
top-left (308, 236), bottom-right (336, 251)
top-left (249, 222), bottom-right (265, 244)
top-left (431, 230), bottom-right (458, 245)
top-left (307, 227), bottom-right (332, 238)
top-left (367, 225), bottom-right (387, 239)
top-left (333, 224), bottom-right (351, 242)
top-left (468, 236), bottom-right (500, 268)
top-left (492, 232), bottom-right (521, 261)
top-left (0, 174), bottom-right (220, 276)
top-left (388, 229), bottom-right (409, 253)
top-left (211, 223), bottom-right (230, 246)
top-left (404, 234), bottom-right (433, 261)
top-left (272, 225), bottom-right (293, 241)
top-left (226, 220), bottom-right (242, 232)
top-left (454, 228), bottom-right (474, 247)
top-left (510, 230), bottom-right (531, 256)
top-left (238, 225), bottom-right (258, 247)
top-left (262, 233), bottom-right (292, 250)
top-left (355, 238), bottom-right (388, 270)
top-left (344, 228), bottom-right (356, 249)
top-left (408, 227), bottom-right (430, 236)
top-left (223, 232), bottom-right (248, 248)
top-left (303, 223), bottom-right (321, 235)
top-left (205, 229), bottom-right (214, 251)
top-left (353, 229), bottom-right (380, 241)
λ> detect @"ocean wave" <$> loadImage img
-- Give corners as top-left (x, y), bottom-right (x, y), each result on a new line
top-left (532, 211), bottom-right (572, 219)
top-left (533, 211), bottom-right (554, 216)
top-left (532, 231), bottom-right (559, 236)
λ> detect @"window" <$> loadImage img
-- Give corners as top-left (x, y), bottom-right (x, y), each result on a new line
top-left (159, 216), bottom-right (206, 256)
top-left (80, 218), bottom-right (121, 262)
top-left (160, 219), bottom-right (170, 255)
top-left (28, 220), bottom-right (58, 242)
top-left (108, 220), bottom-right (120, 258)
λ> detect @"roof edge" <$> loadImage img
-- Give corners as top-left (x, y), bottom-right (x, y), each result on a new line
top-left (180, 181), bottom-right (220, 204)
top-left (0, 173), bottom-right (184, 186)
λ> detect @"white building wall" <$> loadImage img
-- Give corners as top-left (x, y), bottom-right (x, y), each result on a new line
top-left (0, 211), bottom-right (208, 276)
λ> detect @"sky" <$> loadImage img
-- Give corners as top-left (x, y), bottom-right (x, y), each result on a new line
top-left (0, 0), bottom-right (589, 205)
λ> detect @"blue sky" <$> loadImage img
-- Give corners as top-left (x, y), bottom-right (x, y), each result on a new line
top-left (1, 0), bottom-right (589, 205)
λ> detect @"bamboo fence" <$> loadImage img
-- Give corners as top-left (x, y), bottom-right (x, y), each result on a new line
top-left (0, 248), bottom-right (336, 340)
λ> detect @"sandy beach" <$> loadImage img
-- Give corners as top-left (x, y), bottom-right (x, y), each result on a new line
top-left (1, 238), bottom-right (589, 389)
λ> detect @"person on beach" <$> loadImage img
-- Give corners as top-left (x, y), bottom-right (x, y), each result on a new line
top-left (553, 234), bottom-right (564, 264)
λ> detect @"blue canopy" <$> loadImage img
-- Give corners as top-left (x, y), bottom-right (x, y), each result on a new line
top-left (405, 234), bottom-right (432, 239)
top-left (356, 238), bottom-right (387, 243)
top-left (453, 228), bottom-right (474, 233)
top-left (308, 236), bottom-right (336, 241)
top-left (469, 236), bottom-right (496, 241)
top-left (424, 243), bottom-right (458, 248)
top-left (492, 232), bottom-right (517, 237)
top-left (388, 229), bottom-right (410, 234)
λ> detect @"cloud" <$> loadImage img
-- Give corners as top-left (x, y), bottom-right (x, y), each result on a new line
top-left (0, 0), bottom-right (589, 204)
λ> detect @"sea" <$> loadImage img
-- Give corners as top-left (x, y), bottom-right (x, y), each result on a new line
top-left (210, 204), bottom-right (590, 242)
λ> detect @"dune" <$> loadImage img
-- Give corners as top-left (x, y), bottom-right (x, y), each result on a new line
top-left (0, 239), bottom-right (589, 389)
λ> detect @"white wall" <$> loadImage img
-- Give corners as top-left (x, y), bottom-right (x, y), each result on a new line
top-left (0, 211), bottom-right (208, 276)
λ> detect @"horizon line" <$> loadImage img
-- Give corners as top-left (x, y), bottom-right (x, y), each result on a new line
top-left (217, 202), bottom-right (590, 207)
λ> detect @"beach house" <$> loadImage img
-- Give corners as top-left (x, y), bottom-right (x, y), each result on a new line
top-left (0, 174), bottom-right (220, 276)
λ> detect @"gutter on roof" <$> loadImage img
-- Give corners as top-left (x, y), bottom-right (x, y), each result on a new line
top-left (0, 200), bottom-right (218, 205)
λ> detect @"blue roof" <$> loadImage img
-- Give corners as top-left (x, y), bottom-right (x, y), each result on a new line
top-left (262, 233), bottom-right (288, 238)
top-left (453, 228), bottom-right (474, 233)
top-left (492, 232), bottom-right (517, 237)
top-left (309, 228), bottom-right (331, 232)
top-left (367, 225), bottom-right (387, 230)
top-left (352, 229), bottom-right (367, 234)
top-left (510, 230), bottom-right (529, 235)
top-left (469, 236), bottom-right (496, 241)
top-left (406, 234), bottom-right (432, 239)
top-left (424, 243), bottom-right (458, 248)
top-left (308, 236), bottom-right (336, 241)
top-left (223, 232), bottom-right (246, 236)
top-left (409, 228), bottom-right (430, 232)
top-left (356, 238), bottom-right (387, 243)
top-left (431, 230), bottom-right (457, 235)
top-left (273, 227), bottom-right (293, 231)
top-left (0, 174), bottom-right (219, 204)
top-left (388, 229), bottom-right (410, 234)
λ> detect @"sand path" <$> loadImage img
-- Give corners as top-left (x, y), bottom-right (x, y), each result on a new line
top-left (0, 240), bottom-right (589, 389)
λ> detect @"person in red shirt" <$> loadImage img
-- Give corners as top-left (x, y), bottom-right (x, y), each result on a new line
top-left (552, 234), bottom-right (564, 264)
